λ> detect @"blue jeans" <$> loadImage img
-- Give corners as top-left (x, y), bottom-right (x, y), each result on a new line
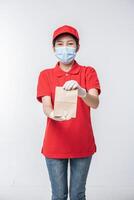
top-left (45, 155), bottom-right (92, 200)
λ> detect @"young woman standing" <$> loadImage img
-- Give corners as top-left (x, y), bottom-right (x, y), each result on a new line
top-left (36, 25), bottom-right (101, 200)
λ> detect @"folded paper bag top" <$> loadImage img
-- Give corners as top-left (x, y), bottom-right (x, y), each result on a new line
top-left (54, 86), bottom-right (78, 118)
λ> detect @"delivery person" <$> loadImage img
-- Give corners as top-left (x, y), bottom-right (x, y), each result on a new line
top-left (36, 25), bottom-right (101, 200)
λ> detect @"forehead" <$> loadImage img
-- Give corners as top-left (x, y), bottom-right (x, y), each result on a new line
top-left (55, 33), bottom-right (75, 42)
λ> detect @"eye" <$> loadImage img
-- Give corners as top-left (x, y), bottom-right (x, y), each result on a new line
top-left (57, 43), bottom-right (63, 45)
top-left (68, 42), bottom-right (74, 45)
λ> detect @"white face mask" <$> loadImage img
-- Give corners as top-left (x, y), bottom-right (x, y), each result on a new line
top-left (54, 46), bottom-right (77, 64)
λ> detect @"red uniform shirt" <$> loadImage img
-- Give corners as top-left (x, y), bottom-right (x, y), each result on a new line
top-left (36, 60), bottom-right (101, 158)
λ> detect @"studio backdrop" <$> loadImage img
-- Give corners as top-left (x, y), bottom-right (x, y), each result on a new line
top-left (0, 0), bottom-right (134, 199)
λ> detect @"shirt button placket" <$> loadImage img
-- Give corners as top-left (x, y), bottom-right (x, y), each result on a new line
top-left (65, 73), bottom-right (70, 80)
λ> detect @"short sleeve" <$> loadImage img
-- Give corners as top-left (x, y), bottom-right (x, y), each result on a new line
top-left (85, 66), bottom-right (101, 95)
top-left (36, 70), bottom-right (51, 103)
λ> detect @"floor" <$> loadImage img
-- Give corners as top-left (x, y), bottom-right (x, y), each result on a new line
top-left (0, 186), bottom-right (134, 200)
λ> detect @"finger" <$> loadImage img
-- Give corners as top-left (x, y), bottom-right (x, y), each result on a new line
top-left (60, 116), bottom-right (66, 121)
top-left (65, 80), bottom-right (76, 90)
top-left (53, 115), bottom-right (65, 121)
top-left (64, 81), bottom-right (71, 90)
top-left (67, 80), bottom-right (77, 90)
top-left (64, 112), bottom-right (71, 120)
top-left (66, 81), bottom-right (76, 90)
top-left (71, 82), bottom-right (78, 89)
top-left (69, 81), bottom-right (78, 90)
top-left (63, 111), bottom-right (68, 117)
top-left (65, 114), bottom-right (72, 120)
top-left (63, 80), bottom-right (75, 89)
top-left (55, 117), bottom-right (66, 121)
top-left (63, 80), bottom-right (71, 89)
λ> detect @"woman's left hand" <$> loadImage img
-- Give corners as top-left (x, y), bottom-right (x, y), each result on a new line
top-left (63, 80), bottom-right (87, 98)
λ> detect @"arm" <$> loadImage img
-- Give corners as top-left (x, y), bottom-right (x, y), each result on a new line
top-left (42, 96), bottom-right (71, 121)
top-left (62, 80), bottom-right (100, 109)
top-left (37, 71), bottom-right (70, 120)
top-left (82, 88), bottom-right (100, 109)
top-left (42, 96), bottom-right (53, 117)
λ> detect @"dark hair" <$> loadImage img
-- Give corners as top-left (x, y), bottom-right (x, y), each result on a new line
top-left (52, 33), bottom-right (79, 51)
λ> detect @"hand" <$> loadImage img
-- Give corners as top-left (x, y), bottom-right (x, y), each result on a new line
top-left (63, 80), bottom-right (87, 98)
top-left (48, 110), bottom-right (72, 121)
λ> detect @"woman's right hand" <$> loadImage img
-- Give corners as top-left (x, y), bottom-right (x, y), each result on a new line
top-left (42, 96), bottom-right (71, 121)
top-left (49, 110), bottom-right (71, 121)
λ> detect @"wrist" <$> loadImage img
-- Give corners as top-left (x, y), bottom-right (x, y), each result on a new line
top-left (80, 88), bottom-right (87, 98)
top-left (82, 92), bottom-right (87, 98)
top-left (48, 110), bottom-right (54, 118)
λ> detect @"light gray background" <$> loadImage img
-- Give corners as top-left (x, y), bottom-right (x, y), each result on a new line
top-left (0, 0), bottom-right (134, 199)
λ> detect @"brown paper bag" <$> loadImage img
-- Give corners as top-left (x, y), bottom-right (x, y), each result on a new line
top-left (54, 86), bottom-right (78, 118)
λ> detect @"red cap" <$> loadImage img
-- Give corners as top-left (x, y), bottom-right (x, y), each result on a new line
top-left (52, 25), bottom-right (79, 42)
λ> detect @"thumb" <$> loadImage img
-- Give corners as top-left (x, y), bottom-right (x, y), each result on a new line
top-left (65, 113), bottom-right (72, 120)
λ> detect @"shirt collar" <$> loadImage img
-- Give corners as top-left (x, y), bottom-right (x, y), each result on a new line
top-left (54, 60), bottom-right (81, 77)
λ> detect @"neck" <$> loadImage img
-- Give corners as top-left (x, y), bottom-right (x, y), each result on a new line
top-left (59, 60), bottom-right (75, 72)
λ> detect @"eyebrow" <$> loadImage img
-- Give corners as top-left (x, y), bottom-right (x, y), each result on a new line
top-left (56, 39), bottom-right (74, 42)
